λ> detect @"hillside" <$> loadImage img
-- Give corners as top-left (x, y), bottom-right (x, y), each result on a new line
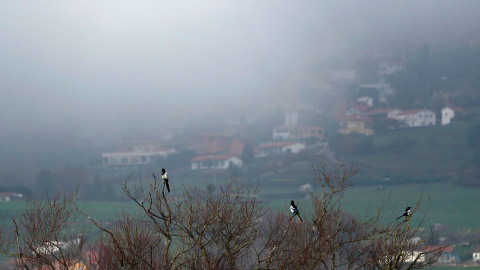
top-left (333, 122), bottom-right (476, 185)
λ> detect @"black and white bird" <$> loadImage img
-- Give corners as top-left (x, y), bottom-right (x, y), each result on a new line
top-left (290, 200), bottom-right (303, 222)
top-left (396, 206), bottom-right (411, 220)
top-left (161, 168), bottom-right (170, 193)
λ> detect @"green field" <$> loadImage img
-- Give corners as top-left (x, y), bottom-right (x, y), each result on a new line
top-left (261, 181), bottom-right (480, 230)
top-left (1, 177), bottom-right (480, 267)
top-left (2, 181), bottom-right (478, 232)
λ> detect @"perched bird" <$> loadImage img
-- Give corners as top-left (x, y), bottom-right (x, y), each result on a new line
top-left (161, 168), bottom-right (170, 193)
top-left (290, 200), bottom-right (303, 222)
top-left (397, 206), bottom-right (412, 220)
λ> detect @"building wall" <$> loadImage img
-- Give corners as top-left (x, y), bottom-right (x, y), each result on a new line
top-left (191, 157), bottom-right (242, 170)
top-left (441, 107), bottom-right (454, 125)
top-left (284, 143), bottom-right (306, 154)
top-left (397, 110), bottom-right (436, 127)
top-left (339, 121), bottom-right (374, 135)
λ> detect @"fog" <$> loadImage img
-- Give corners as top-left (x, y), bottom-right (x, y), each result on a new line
top-left (1, 1), bottom-right (480, 181)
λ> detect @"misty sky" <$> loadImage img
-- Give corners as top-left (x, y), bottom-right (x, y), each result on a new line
top-left (2, 0), bottom-right (480, 138)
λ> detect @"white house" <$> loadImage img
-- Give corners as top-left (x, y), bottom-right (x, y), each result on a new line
top-left (0, 192), bottom-right (23, 202)
top-left (190, 154), bottom-right (242, 170)
top-left (255, 141), bottom-right (305, 157)
top-left (441, 106), bottom-right (466, 125)
top-left (102, 148), bottom-right (177, 167)
top-left (473, 252), bottom-right (480, 262)
top-left (391, 109), bottom-right (436, 128)
top-left (273, 126), bottom-right (292, 140)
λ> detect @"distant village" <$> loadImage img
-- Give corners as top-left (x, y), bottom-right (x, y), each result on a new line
top-left (91, 46), bottom-right (472, 174)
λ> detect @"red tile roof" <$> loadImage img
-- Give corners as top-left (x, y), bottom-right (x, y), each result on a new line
top-left (446, 106), bottom-right (466, 112)
top-left (397, 109), bottom-right (428, 116)
top-left (364, 108), bottom-right (394, 115)
top-left (424, 245), bottom-right (454, 253)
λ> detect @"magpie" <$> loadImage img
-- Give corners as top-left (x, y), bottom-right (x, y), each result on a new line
top-left (396, 206), bottom-right (411, 220)
top-left (290, 200), bottom-right (303, 222)
top-left (161, 168), bottom-right (170, 193)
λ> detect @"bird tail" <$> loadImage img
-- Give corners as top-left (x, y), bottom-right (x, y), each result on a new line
top-left (166, 182), bottom-right (170, 193)
top-left (396, 215), bottom-right (403, 220)
top-left (292, 212), bottom-right (303, 222)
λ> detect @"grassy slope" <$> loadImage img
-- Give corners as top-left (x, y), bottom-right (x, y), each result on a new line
top-left (338, 122), bottom-right (474, 181)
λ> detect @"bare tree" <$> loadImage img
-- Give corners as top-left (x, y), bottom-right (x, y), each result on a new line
top-left (253, 162), bottom-right (446, 270)
top-left (0, 193), bottom-right (85, 270)
top-left (2, 162), bottom-right (448, 269)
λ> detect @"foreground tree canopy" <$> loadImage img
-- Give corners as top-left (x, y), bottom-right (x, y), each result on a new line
top-left (0, 162), bottom-right (447, 269)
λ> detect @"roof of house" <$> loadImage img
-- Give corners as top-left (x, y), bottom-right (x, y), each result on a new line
top-left (445, 106), bottom-right (466, 112)
top-left (196, 139), bottom-right (244, 156)
top-left (397, 109), bottom-right (432, 116)
top-left (364, 108), bottom-right (394, 115)
top-left (190, 154), bottom-right (239, 162)
top-left (424, 245), bottom-right (454, 253)
top-left (229, 139), bottom-right (244, 156)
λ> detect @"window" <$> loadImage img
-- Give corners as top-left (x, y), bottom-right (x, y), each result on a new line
top-left (141, 156), bottom-right (147, 163)
top-left (121, 157), bottom-right (128, 164)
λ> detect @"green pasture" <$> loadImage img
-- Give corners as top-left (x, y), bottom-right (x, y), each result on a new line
top-left (1, 180), bottom-right (478, 232)
top-left (3, 181), bottom-right (479, 230)
top-left (339, 123), bottom-right (474, 179)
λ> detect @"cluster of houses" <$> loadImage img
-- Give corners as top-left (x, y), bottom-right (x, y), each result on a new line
top-left (100, 98), bottom-right (467, 171)
top-left (338, 95), bottom-right (466, 136)
top-left (100, 108), bottom-right (327, 171)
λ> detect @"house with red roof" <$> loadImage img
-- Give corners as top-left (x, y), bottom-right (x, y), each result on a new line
top-left (441, 106), bottom-right (466, 125)
top-left (189, 139), bottom-right (245, 170)
top-left (390, 109), bottom-right (436, 128)
top-left (190, 132), bottom-right (229, 154)
top-left (255, 141), bottom-right (305, 157)
top-left (424, 245), bottom-right (455, 263)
